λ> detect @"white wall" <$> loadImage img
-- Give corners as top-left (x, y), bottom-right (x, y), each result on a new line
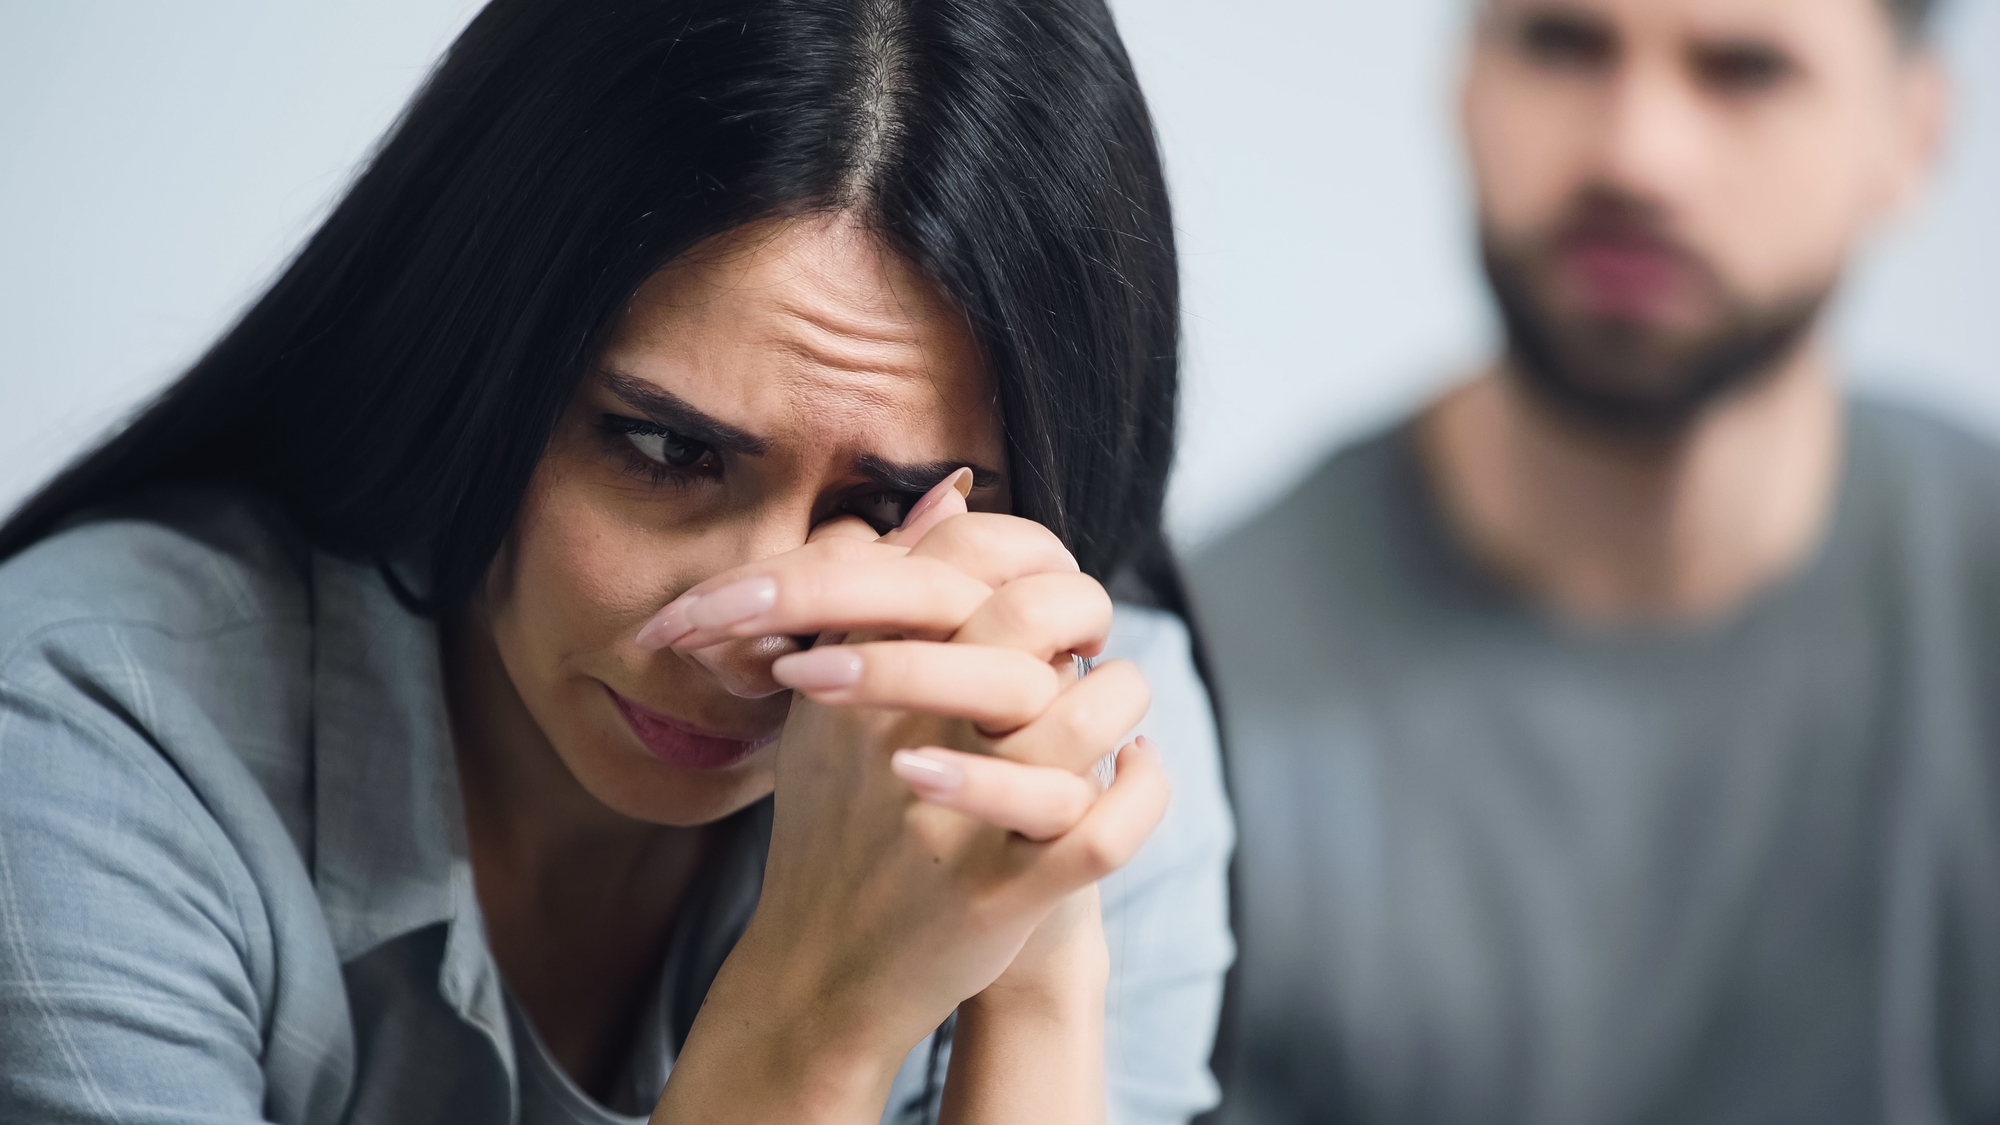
top-left (1, 0), bottom-right (1994, 548)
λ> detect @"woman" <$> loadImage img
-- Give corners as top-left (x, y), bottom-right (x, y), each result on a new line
top-left (0, 1), bottom-right (1231, 1123)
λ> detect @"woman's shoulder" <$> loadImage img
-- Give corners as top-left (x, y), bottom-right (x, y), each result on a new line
top-left (0, 485), bottom-right (320, 860)
top-left (0, 485), bottom-right (313, 675)
top-left (0, 488), bottom-right (350, 1122)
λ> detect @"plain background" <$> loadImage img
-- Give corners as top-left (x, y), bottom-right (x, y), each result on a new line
top-left (0, 0), bottom-right (1994, 548)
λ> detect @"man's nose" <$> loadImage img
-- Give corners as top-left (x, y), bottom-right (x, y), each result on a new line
top-left (1594, 53), bottom-right (1706, 206)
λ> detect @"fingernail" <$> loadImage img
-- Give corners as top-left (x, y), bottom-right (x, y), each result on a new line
top-left (636, 595), bottom-right (699, 649)
top-left (771, 647), bottom-right (864, 690)
top-left (1131, 736), bottom-right (1160, 759)
top-left (687, 577), bottom-right (777, 629)
top-left (892, 749), bottom-right (965, 794)
top-left (899, 467), bottom-right (974, 532)
top-left (900, 480), bottom-right (951, 530)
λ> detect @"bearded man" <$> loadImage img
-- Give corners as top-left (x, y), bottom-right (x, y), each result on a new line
top-left (1188, 1), bottom-right (1993, 1121)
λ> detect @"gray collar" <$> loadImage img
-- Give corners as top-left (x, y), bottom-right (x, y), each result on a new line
top-left (306, 554), bottom-right (516, 1079)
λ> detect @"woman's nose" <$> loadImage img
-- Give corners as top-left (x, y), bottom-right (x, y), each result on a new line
top-left (677, 507), bottom-right (880, 698)
top-left (686, 629), bottom-right (802, 699)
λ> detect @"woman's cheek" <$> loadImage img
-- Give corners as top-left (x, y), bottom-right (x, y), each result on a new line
top-left (518, 473), bottom-right (690, 658)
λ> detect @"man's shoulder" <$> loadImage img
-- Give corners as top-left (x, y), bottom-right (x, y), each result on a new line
top-left (1188, 424), bottom-right (1409, 587)
top-left (1183, 423), bottom-right (1420, 706)
top-left (1847, 396), bottom-right (2000, 548)
top-left (1851, 395), bottom-right (2000, 479)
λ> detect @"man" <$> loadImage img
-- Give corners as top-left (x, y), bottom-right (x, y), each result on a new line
top-left (1189, 1), bottom-right (1990, 1121)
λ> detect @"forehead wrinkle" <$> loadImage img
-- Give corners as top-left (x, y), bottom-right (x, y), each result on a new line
top-left (771, 353), bottom-right (927, 422)
top-left (765, 301), bottom-right (947, 384)
top-left (775, 290), bottom-right (929, 345)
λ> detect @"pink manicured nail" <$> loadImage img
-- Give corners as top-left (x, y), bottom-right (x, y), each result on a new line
top-left (687, 577), bottom-right (777, 630)
top-left (771, 647), bottom-right (864, 691)
top-left (636, 595), bottom-right (699, 650)
top-left (900, 483), bottom-right (949, 529)
top-left (897, 468), bottom-right (969, 532)
top-left (892, 749), bottom-right (965, 794)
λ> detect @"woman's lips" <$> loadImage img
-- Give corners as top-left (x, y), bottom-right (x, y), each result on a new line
top-left (605, 686), bottom-right (776, 771)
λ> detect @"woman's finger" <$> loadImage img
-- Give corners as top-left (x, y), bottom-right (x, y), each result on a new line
top-left (771, 641), bottom-right (1064, 732)
top-left (656, 556), bottom-right (997, 651)
top-left (949, 571), bottom-right (1114, 660)
top-left (1027, 737), bottom-right (1171, 893)
top-left (635, 536), bottom-right (909, 649)
top-left (988, 658), bottom-right (1150, 772)
top-left (890, 747), bottom-right (1099, 842)
top-left (634, 473), bottom-right (980, 651)
top-left (906, 512), bottom-right (1079, 588)
top-left (879, 467), bottom-right (973, 548)
top-left (807, 513), bottom-right (887, 545)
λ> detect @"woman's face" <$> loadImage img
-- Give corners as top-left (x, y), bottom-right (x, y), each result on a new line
top-left (477, 214), bottom-right (1007, 827)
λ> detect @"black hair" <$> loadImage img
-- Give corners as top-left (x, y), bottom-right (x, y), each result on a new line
top-left (0, 0), bottom-right (1187, 619)
top-left (1885, 0), bottom-right (1942, 41)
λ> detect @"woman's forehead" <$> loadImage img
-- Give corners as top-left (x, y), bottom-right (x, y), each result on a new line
top-left (598, 214), bottom-right (1000, 462)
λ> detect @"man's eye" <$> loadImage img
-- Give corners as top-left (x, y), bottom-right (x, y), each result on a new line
top-left (1519, 13), bottom-right (1616, 70)
top-left (843, 490), bottom-right (922, 535)
top-left (1692, 43), bottom-right (1795, 95)
top-left (617, 420), bottom-right (716, 469)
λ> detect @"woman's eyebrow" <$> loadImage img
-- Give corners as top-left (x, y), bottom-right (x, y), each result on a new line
top-left (597, 368), bottom-right (770, 456)
top-left (854, 454), bottom-right (1004, 493)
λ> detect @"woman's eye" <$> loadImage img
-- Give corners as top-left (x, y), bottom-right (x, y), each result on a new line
top-left (843, 490), bottom-right (922, 534)
top-left (619, 422), bottom-right (716, 469)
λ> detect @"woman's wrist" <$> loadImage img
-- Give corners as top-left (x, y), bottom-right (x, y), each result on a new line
top-left (654, 927), bottom-right (909, 1123)
top-left (967, 939), bottom-right (1108, 1020)
top-left (942, 940), bottom-right (1109, 1125)
top-left (974, 886), bottom-right (1109, 1015)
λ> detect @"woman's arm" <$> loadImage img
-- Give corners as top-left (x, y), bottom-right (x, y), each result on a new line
top-left (0, 682), bottom-right (274, 1124)
top-left (939, 888), bottom-right (1110, 1125)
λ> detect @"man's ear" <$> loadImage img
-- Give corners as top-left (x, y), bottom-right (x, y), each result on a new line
top-left (1882, 50), bottom-right (1950, 220)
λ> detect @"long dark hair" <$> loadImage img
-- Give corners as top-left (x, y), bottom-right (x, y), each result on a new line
top-left (0, 0), bottom-right (1186, 617)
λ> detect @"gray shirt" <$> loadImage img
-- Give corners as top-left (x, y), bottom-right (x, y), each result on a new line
top-left (1189, 400), bottom-right (2000, 1125)
top-left (0, 489), bottom-right (1233, 1124)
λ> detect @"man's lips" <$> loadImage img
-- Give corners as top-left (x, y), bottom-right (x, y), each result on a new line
top-left (1554, 230), bottom-right (1697, 321)
top-left (604, 686), bottom-right (777, 772)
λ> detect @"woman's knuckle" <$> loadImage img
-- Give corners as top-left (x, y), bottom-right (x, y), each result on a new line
top-left (994, 586), bottom-right (1058, 636)
top-left (938, 515), bottom-right (1009, 558)
top-left (1101, 660), bottom-right (1152, 709)
top-left (819, 538), bottom-right (874, 564)
top-left (1047, 702), bottom-right (1100, 752)
top-left (1025, 661), bottom-right (1065, 711)
top-left (1073, 824), bottom-right (1124, 877)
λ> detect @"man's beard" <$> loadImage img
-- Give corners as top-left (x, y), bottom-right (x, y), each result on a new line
top-left (1480, 218), bottom-right (1833, 437)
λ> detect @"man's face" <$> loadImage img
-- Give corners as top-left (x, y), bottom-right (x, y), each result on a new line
top-left (1462, 0), bottom-right (1944, 430)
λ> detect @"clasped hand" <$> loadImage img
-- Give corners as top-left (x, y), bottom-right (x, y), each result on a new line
top-left (642, 469), bottom-right (1170, 1099)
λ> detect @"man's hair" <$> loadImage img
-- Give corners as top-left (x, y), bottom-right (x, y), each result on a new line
top-left (1884, 0), bottom-right (1941, 41)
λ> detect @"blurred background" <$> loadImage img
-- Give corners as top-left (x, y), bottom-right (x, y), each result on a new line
top-left (0, 0), bottom-right (1993, 549)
